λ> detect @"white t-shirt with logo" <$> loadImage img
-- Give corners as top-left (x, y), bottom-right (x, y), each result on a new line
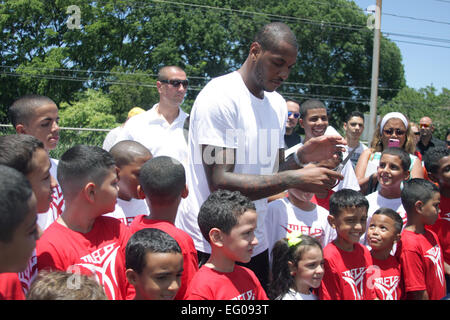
top-left (176, 71), bottom-right (287, 255)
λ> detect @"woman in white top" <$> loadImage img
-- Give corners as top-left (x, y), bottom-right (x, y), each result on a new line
top-left (355, 112), bottom-right (423, 194)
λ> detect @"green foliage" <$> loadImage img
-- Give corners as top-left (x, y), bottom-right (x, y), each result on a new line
top-left (379, 86), bottom-right (450, 140)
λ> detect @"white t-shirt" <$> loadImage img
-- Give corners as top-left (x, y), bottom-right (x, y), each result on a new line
top-left (284, 142), bottom-right (360, 192)
top-left (363, 191), bottom-right (407, 245)
top-left (104, 198), bottom-right (150, 226)
top-left (116, 104), bottom-right (189, 169)
top-left (37, 158), bottom-right (64, 231)
top-left (176, 71), bottom-right (287, 255)
top-left (277, 288), bottom-right (318, 300)
top-left (102, 126), bottom-right (123, 151)
top-left (347, 142), bottom-right (368, 169)
top-left (265, 197), bottom-right (336, 262)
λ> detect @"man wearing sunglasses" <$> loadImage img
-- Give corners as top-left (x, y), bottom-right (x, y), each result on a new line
top-left (284, 99), bottom-right (302, 149)
top-left (418, 116), bottom-right (446, 158)
top-left (116, 66), bottom-right (189, 168)
top-left (177, 22), bottom-right (346, 292)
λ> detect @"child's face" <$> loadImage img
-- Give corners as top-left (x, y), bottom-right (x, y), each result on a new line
top-left (27, 148), bottom-right (58, 213)
top-left (419, 192), bottom-right (441, 225)
top-left (328, 207), bottom-right (368, 250)
top-left (221, 209), bottom-right (258, 264)
top-left (433, 155), bottom-right (450, 190)
top-left (0, 193), bottom-right (38, 273)
top-left (367, 214), bottom-right (399, 253)
top-left (299, 108), bottom-right (328, 140)
top-left (20, 103), bottom-right (59, 151)
top-left (118, 155), bottom-right (151, 200)
top-left (290, 245), bottom-right (324, 292)
top-left (377, 154), bottom-right (409, 191)
top-left (129, 251), bottom-right (183, 300)
top-left (96, 167), bottom-right (119, 215)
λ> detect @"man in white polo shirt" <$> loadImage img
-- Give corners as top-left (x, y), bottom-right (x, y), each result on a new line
top-left (116, 66), bottom-right (189, 168)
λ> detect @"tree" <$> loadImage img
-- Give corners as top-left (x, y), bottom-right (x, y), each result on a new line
top-left (379, 86), bottom-right (450, 140)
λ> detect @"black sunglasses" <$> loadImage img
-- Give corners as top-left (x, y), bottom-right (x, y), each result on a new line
top-left (383, 128), bottom-right (406, 136)
top-left (159, 79), bottom-right (189, 88)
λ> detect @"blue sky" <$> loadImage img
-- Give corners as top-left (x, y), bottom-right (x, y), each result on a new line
top-left (353, 0), bottom-right (450, 93)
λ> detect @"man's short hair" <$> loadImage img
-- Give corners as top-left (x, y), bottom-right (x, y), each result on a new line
top-left (57, 145), bottom-right (115, 198)
top-left (0, 165), bottom-right (34, 243)
top-left (9, 94), bottom-right (56, 127)
top-left (157, 66), bottom-right (185, 81)
top-left (401, 178), bottom-right (439, 214)
top-left (372, 208), bottom-right (404, 234)
top-left (345, 111), bottom-right (365, 123)
top-left (109, 140), bottom-right (152, 168)
top-left (197, 189), bottom-right (256, 243)
top-left (299, 99), bottom-right (327, 119)
top-left (125, 228), bottom-right (181, 274)
top-left (381, 147), bottom-right (411, 172)
top-left (254, 22), bottom-right (298, 52)
top-left (424, 146), bottom-right (450, 174)
top-left (27, 271), bottom-right (108, 300)
top-left (138, 156), bottom-right (185, 205)
top-left (329, 189), bottom-right (369, 217)
top-left (0, 134), bottom-right (45, 176)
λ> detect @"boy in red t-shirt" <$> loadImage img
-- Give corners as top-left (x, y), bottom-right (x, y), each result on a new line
top-left (367, 208), bottom-right (404, 300)
top-left (318, 189), bottom-right (377, 300)
top-left (125, 228), bottom-right (183, 300)
top-left (129, 156), bottom-right (197, 300)
top-left (36, 145), bottom-right (133, 300)
top-left (397, 178), bottom-right (446, 300)
top-left (0, 165), bottom-right (38, 300)
top-left (0, 134), bottom-right (57, 299)
top-left (186, 190), bottom-right (268, 300)
top-left (424, 146), bottom-right (450, 294)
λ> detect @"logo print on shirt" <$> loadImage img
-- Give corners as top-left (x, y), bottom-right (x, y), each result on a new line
top-left (72, 243), bottom-right (121, 300)
top-left (424, 245), bottom-right (444, 286)
top-left (374, 276), bottom-right (400, 300)
top-left (342, 267), bottom-right (367, 300)
top-left (232, 289), bottom-right (256, 300)
top-left (442, 212), bottom-right (450, 222)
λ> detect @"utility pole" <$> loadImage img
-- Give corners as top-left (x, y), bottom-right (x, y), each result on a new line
top-left (368, 0), bottom-right (382, 143)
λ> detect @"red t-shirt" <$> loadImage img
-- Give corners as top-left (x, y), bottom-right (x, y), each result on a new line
top-left (318, 242), bottom-right (377, 300)
top-left (311, 190), bottom-right (334, 211)
top-left (397, 229), bottom-right (446, 300)
top-left (0, 273), bottom-right (25, 300)
top-left (370, 255), bottom-right (404, 300)
top-left (129, 215), bottom-right (199, 300)
top-left (186, 265), bottom-right (268, 300)
top-left (36, 216), bottom-right (133, 300)
top-left (428, 194), bottom-right (450, 264)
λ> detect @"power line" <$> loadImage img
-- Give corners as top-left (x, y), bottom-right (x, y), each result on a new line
top-left (383, 12), bottom-right (450, 26)
top-left (390, 39), bottom-right (450, 49)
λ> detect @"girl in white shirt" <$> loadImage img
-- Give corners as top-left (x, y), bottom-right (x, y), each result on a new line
top-left (268, 233), bottom-right (324, 300)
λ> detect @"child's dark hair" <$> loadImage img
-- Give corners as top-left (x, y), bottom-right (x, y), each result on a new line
top-left (401, 178), bottom-right (439, 215)
top-left (125, 228), bottom-right (181, 274)
top-left (381, 147), bottom-right (411, 172)
top-left (299, 99), bottom-right (327, 119)
top-left (57, 145), bottom-right (115, 198)
top-left (0, 134), bottom-right (45, 176)
top-left (138, 156), bottom-right (185, 205)
top-left (9, 94), bottom-right (56, 127)
top-left (268, 234), bottom-right (322, 300)
top-left (0, 165), bottom-right (34, 243)
top-left (424, 146), bottom-right (449, 175)
top-left (372, 208), bottom-right (403, 234)
top-left (198, 189), bottom-right (256, 243)
top-left (329, 189), bottom-right (369, 217)
top-left (109, 140), bottom-right (152, 168)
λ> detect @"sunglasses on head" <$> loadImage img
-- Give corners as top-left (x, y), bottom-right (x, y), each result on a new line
top-left (383, 128), bottom-right (406, 136)
top-left (160, 79), bottom-right (189, 88)
top-left (288, 111), bottom-right (300, 118)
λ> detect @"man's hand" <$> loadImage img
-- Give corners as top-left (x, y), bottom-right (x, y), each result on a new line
top-left (289, 164), bottom-right (344, 194)
top-left (297, 135), bottom-right (347, 164)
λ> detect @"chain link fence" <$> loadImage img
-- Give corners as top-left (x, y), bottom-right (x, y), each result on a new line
top-left (0, 124), bottom-right (110, 159)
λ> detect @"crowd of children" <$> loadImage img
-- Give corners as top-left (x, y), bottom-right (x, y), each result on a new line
top-left (0, 92), bottom-right (448, 301)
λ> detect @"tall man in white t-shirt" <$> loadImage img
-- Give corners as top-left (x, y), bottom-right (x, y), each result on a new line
top-left (116, 66), bottom-right (189, 168)
top-left (176, 22), bottom-right (346, 290)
